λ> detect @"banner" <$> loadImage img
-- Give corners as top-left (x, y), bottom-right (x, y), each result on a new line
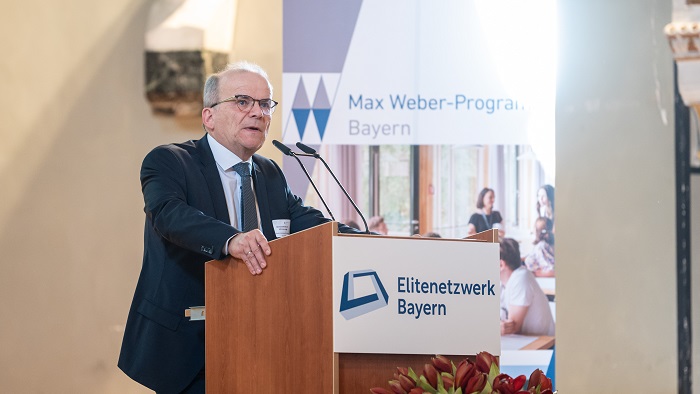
top-left (282, 0), bottom-right (555, 146)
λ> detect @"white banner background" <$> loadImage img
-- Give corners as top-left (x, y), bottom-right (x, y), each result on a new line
top-left (283, 0), bottom-right (556, 149)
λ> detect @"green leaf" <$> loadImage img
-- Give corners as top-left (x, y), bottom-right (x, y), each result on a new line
top-left (418, 376), bottom-right (438, 394)
top-left (487, 363), bottom-right (499, 386)
top-left (408, 367), bottom-right (419, 382)
top-left (454, 388), bottom-right (463, 394)
top-left (440, 371), bottom-right (455, 394)
top-left (436, 372), bottom-right (445, 391)
top-left (477, 380), bottom-right (492, 394)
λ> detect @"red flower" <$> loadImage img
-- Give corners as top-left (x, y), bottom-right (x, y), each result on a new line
top-left (464, 372), bottom-right (487, 393)
top-left (398, 374), bottom-right (416, 392)
top-left (476, 351), bottom-right (499, 374)
top-left (441, 372), bottom-right (455, 390)
top-left (370, 352), bottom-right (554, 394)
top-left (492, 373), bottom-right (526, 394)
top-left (527, 369), bottom-right (553, 392)
top-left (394, 367), bottom-right (409, 379)
top-left (388, 379), bottom-right (408, 394)
top-left (423, 363), bottom-right (440, 389)
top-left (455, 359), bottom-right (479, 391)
top-left (432, 355), bottom-right (453, 374)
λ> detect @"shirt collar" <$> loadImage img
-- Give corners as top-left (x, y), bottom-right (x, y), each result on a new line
top-left (207, 134), bottom-right (251, 171)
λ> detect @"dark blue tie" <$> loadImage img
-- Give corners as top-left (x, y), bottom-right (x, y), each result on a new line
top-left (232, 162), bottom-right (258, 232)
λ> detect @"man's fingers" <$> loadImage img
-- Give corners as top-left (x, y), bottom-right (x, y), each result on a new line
top-left (244, 259), bottom-right (257, 275)
top-left (229, 230), bottom-right (270, 275)
top-left (247, 230), bottom-right (270, 268)
top-left (254, 231), bottom-right (272, 255)
top-left (244, 236), bottom-right (264, 273)
top-left (243, 252), bottom-right (263, 275)
top-left (251, 247), bottom-right (267, 269)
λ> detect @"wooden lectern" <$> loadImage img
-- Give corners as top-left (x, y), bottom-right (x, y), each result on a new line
top-left (205, 222), bottom-right (498, 393)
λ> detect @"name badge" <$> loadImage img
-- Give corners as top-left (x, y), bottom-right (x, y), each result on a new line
top-left (272, 219), bottom-right (291, 238)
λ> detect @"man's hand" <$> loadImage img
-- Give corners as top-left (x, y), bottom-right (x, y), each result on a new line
top-left (228, 229), bottom-right (271, 275)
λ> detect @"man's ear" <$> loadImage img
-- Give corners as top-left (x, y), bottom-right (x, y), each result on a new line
top-left (202, 107), bottom-right (214, 131)
top-left (499, 259), bottom-right (506, 271)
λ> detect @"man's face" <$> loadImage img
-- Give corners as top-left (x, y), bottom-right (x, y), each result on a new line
top-left (204, 71), bottom-right (272, 160)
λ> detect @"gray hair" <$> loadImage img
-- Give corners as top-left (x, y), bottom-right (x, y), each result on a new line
top-left (203, 61), bottom-right (273, 107)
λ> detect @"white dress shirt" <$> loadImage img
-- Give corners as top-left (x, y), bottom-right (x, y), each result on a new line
top-left (207, 134), bottom-right (260, 253)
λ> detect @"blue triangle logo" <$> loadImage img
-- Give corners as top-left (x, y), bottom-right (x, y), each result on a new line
top-left (292, 109), bottom-right (311, 140)
top-left (312, 109), bottom-right (331, 140)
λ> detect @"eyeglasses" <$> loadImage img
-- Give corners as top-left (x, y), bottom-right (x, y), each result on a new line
top-left (210, 95), bottom-right (279, 115)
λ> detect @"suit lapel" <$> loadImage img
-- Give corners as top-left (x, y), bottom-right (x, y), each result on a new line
top-left (251, 156), bottom-right (275, 239)
top-left (195, 135), bottom-right (230, 224)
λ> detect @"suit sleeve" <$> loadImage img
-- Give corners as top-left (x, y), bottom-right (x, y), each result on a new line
top-left (141, 146), bottom-right (237, 260)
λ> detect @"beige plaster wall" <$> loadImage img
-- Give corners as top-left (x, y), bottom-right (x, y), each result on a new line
top-left (0, 0), bottom-right (689, 393)
top-left (556, 1), bottom-right (679, 392)
top-left (0, 0), bottom-right (281, 392)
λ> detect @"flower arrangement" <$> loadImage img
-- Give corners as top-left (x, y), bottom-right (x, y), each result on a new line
top-left (369, 352), bottom-right (554, 394)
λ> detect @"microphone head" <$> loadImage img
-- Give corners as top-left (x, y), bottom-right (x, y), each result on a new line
top-left (272, 140), bottom-right (293, 156)
top-left (295, 142), bottom-right (318, 156)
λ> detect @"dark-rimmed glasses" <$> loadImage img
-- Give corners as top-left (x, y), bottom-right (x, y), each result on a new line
top-left (210, 95), bottom-right (278, 115)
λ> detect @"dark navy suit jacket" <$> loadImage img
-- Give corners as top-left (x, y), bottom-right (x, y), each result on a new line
top-left (118, 135), bottom-right (352, 393)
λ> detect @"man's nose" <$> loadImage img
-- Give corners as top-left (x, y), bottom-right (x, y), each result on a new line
top-left (248, 101), bottom-right (264, 116)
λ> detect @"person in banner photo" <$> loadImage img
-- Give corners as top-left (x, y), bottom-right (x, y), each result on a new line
top-left (467, 187), bottom-right (505, 237)
top-left (536, 184), bottom-right (555, 222)
top-left (118, 61), bottom-right (361, 394)
top-left (368, 215), bottom-right (389, 235)
top-left (524, 216), bottom-right (555, 277)
top-left (499, 238), bottom-right (555, 337)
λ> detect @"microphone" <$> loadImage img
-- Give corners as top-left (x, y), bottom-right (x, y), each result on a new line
top-left (272, 140), bottom-right (335, 221)
top-left (296, 142), bottom-right (370, 234)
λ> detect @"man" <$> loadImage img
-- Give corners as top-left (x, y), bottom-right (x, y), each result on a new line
top-left (118, 61), bottom-right (358, 393)
top-left (499, 238), bottom-right (555, 337)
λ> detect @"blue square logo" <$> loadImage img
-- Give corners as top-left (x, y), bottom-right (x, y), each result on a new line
top-left (339, 270), bottom-right (389, 320)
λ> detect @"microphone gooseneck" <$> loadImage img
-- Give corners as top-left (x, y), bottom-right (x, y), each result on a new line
top-left (296, 142), bottom-right (370, 234)
top-left (272, 140), bottom-right (335, 221)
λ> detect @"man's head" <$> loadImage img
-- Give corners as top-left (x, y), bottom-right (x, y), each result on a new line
top-left (202, 61), bottom-right (276, 160)
top-left (499, 237), bottom-right (522, 271)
